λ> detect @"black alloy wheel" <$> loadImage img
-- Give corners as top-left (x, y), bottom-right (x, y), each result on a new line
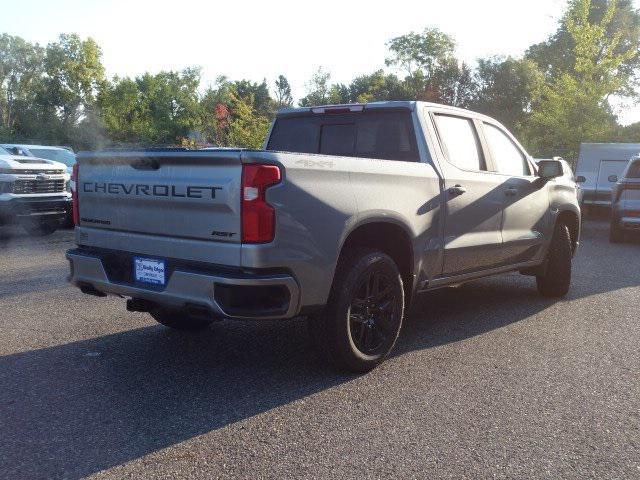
top-left (348, 269), bottom-right (399, 356)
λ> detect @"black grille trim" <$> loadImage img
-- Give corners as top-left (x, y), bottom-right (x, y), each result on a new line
top-left (13, 169), bottom-right (65, 175)
top-left (12, 179), bottom-right (65, 194)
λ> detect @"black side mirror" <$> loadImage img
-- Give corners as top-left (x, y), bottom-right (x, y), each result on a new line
top-left (608, 175), bottom-right (618, 183)
top-left (576, 175), bottom-right (586, 183)
top-left (537, 159), bottom-right (563, 179)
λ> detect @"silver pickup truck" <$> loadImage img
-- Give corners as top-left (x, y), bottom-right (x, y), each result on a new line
top-left (67, 101), bottom-right (581, 372)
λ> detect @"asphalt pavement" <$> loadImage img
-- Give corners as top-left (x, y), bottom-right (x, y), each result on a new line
top-left (0, 220), bottom-right (638, 479)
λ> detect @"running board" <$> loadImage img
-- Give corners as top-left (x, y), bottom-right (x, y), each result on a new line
top-left (418, 260), bottom-right (542, 292)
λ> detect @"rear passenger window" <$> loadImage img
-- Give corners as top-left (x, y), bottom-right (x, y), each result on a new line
top-left (320, 124), bottom-right (355, 156)
top-left (484, 123), bottom-right (530, 176)
top-left (356, 116), bottom-right (415, 161)
top-left (434, 114), bottom-right (484, 171)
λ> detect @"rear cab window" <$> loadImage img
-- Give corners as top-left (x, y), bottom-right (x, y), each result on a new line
top-left (267, 110), bottom-right (419, 162)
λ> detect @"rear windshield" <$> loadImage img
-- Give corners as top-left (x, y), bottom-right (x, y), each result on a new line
top-left (267, 111), bottom-right (419, 162)
top-left (627, 161), bottom-right (640, 178)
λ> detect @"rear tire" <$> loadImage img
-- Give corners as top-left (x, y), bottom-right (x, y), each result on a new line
top-left (150, 307), bottom-right (212, 331)
top-left (536, 222), bottom-right (572, 297)
top-left (309, 248), bottom-right (404, 373)
top-left (21, 219), bottom-right (59, 236)
top-left (609, 220), bottom-right (625, 243)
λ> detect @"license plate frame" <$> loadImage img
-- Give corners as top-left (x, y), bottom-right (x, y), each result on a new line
top-left (133, 256), bottom-right (166, 286)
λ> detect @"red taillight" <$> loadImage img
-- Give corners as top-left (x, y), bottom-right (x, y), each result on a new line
top-left (241, 164), bottom-right (281, 243)
top-left (72, 162), bottom-right (79, 225)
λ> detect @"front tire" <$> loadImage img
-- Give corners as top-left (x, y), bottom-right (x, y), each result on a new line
top-left (150, 307), bottom-right (212, 331)
top-left (310, 249), bottom-right (405, 373)
top-left (536, 222), bottom-right (572, 297)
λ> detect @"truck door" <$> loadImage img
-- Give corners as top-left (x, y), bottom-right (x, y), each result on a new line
top-left (596, 160), bottom-right (628, 204)
top-left (431, 113), bottom-right (505, 276)
top-left (481, 122), bottom-right (548, 263)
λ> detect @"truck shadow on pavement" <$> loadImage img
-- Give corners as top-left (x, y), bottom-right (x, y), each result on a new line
top-left (1, 221), bottom-right (639, 479)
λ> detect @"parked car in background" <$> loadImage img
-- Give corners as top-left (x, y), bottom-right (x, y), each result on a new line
top-left (575, 143), bottom-right (640, 209)
top-left (0, 147), bottom-right (71, 235)
top-left (1, 144), bottom-right (76, 174)
top-left (610, 155), bottom-right (640, 243)
top-left (67, 101), bottom-right (581, 372)
top-left (3, 144), bottom-right (77, 226)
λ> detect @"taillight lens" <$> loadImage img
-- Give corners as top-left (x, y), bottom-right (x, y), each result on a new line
top-left (241, 164), bottom-right (281, 243)
top-left (72, 163), bottom-right (79, 225)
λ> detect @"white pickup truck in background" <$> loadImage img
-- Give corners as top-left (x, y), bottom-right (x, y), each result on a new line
top-left (0, 146), bottom-right (71, 235)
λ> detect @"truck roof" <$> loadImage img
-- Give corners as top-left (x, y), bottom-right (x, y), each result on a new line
top-left (276, 100), bottom-right (493, 121)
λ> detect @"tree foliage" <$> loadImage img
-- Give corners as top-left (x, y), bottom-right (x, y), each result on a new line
top-left (274, 75), bottom-right (293, 109)
top-left (526, 0), bottom-right (638, 159)
top-left (1, 0), bottom-right (640, 157)
top-left (470, 57), bottom-right (543, 136)
top-left (98, 68), bottom-right (201, 145)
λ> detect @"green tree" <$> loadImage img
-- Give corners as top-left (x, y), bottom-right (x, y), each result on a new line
top-left (526, 0), bottom-right (637, 160)
top-left (98, 68), bottom-right (202, 145)
top-left (274, 74), bottom-right (293, 109)
top-left (299, 68), bottom-right (349, 106)
top-left (384, 28), bottom-right (475, 106)
top-left (199, 77), bottom-right (271, 148)
top-left (226, 91), bottom-right (271, 148)
top-left (39, 34), bottom-right (105, 144)
top-left (470, 57), bottom-right (543, 135)
top-left (233, 79), bottom-right (273, 117)
top-left (527, 0), bottom-right (640, 96)
top-left (385, 28), bottom-right (456, 76)
top-left (0, 34), bottom-right (45, 138)
top-left (299, 68), bottom-right (332, 106)
top-left (347, 70), bottom-right (408, 103)
top-left (423, 61), bottom-right (475, 107)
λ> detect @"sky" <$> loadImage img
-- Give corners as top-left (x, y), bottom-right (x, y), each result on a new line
top-left (2, 0), bottom-right (640, 124)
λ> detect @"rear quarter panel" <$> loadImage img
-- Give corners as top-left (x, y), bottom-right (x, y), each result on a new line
top-left (240, 151), bottom-right (441, 307)
top-left (240, 151), bottom-right (357, 307)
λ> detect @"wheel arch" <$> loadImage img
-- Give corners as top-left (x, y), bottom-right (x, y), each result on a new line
top-left (556, 208), bottom-right (580, 254)
top-left (335, 217), bottom-right (416, 306)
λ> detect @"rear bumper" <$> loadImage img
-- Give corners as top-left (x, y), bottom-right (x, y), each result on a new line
top-left (0, 196), bottom-right (71, 222)
top-left (66, 248), bottom-right (301, 320)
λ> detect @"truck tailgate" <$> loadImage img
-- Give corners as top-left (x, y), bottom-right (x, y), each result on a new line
top-left (76, 150), bottom-right (242, 243)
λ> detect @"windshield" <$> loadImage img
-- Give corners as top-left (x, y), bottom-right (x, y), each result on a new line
top-left (28, 148), bottom-right (76, 166)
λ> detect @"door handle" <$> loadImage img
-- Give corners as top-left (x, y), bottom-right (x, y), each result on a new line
top-left (505, 187), bottom-right (518, 196)
top-left (448, 185), bottom-right (466, 196)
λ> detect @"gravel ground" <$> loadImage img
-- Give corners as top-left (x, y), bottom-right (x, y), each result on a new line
top-left (0, 220), bottom-right (638, 479)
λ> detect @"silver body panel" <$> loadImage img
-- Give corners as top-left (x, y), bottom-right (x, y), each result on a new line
top-left (68, 101), bottom-right (581, 320)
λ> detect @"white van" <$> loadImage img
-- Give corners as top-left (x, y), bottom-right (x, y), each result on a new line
top-left (575, 143), bottom-right (640, 207)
